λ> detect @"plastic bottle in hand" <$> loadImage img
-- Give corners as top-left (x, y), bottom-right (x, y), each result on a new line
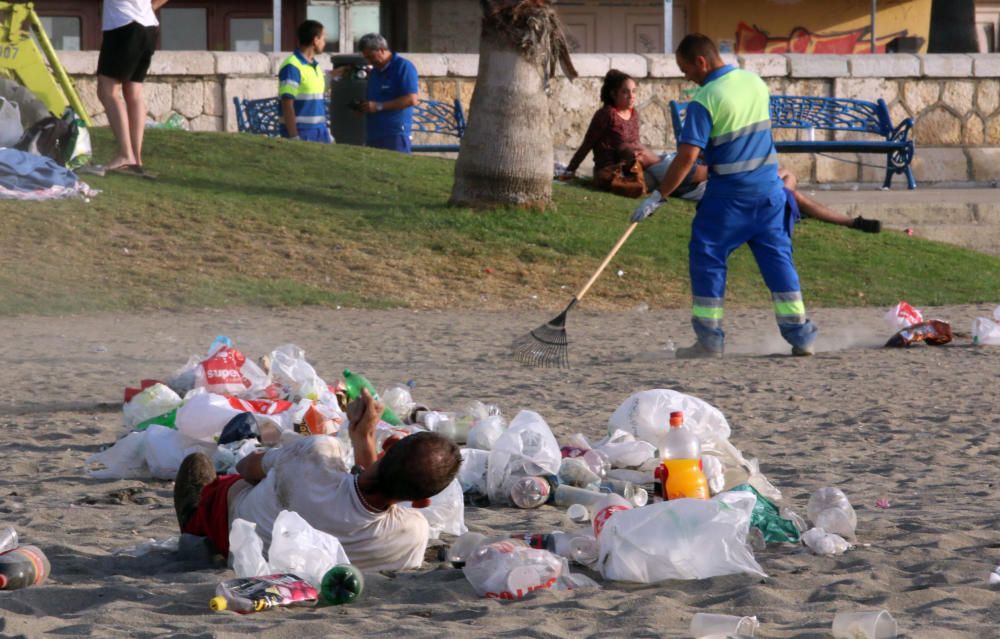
top-left (510, 476), bottom-right (553, 509)
top-left (0, 545), bottom-right (51, 590)
top-left (342, 369), bottom-right (402, 425)
top-left (661, 411), bottom-right (709, 500)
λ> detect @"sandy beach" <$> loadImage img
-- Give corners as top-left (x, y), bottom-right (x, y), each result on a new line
top-left (0, 304), bottom-right (998, 638)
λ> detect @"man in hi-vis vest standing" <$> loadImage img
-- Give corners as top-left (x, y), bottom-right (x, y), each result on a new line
top-left (278, 21), bottom-right (332, 143)
top-left (630, 33), bottom-right (818, 359)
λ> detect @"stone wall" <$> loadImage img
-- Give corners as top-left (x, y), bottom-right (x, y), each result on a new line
top-left (61, 51), bottom-right (1000, 185)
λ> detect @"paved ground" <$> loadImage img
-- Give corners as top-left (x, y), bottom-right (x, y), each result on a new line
top-left (808, 186), bottom-right (1000, 256)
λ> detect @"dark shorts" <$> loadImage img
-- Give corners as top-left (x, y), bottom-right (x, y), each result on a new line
top-left (97, 22), bottom-right (159, 83)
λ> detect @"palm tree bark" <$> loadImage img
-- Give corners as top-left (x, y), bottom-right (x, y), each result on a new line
top-left (450, 0), bottom-right (576, 210)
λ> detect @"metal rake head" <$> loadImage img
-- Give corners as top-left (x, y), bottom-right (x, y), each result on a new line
top-left (511, 310), bottom-right (570, 368)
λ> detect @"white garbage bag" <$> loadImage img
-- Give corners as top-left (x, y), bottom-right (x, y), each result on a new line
top-left (144, 424), bottom-right (212, 479)
top-left (85, 431), bottom-right (149, 479)
top-left (230, 519), bottom-right (270, 578)
top-left (466, 415), bottom-right (506, 451)
top-left (807, 487), bottom-right (857, 540)
top-left (403, 477), bottom-right (466, 539)
top-left (267, 510), bottom-right (350, 587)
top-left (972, 315), bottom-right (1000, 346)
top-left (486, 410), bottom-right (561, 505)
top-left (458, 448), bottom-right (489, 495)
top-left (123, 383), bottom-right (182, 430)
top-left (598, 491), bottom-right (766, 583)
top-left (802, 527), bottom-right (851, 556)
top-left (463, 539), bottom-right (565, 599)
top-left (0, 98), bottom-right (22, 147)
top-left (175, 392), bottom-right (293, 443)
top-left (267, 344), bottom-right (327, 400)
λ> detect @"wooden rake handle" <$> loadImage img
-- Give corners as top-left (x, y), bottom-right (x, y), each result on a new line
top-left (574, 222), bottom-right (638, 302)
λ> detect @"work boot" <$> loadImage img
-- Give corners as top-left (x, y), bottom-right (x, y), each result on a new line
top-left (851, 216), bottom-right (881, 233)
top-left (675, 342), bottom-right (723, 359)
top-left (792, 344), bottom-right (815, 356)
top-left (173, 452), bottom-right (216, 530)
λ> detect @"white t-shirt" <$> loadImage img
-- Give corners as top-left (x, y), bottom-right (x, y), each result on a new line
top-left (231, 436), bottom-right (429, 571)
top-left (103, 0), bottom-right (159, 31)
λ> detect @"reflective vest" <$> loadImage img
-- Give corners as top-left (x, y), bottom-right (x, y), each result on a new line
top-left (278, 51), bottom-right (327, 130)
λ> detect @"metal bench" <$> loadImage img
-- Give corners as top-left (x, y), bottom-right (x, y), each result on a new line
top-left (232, 96), bottom-right (466, 152)
top-left (669, 95), bottom-right (916, 190)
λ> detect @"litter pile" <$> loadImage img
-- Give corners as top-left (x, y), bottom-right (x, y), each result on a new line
top-left (84, 336), bottom-right (881, 619)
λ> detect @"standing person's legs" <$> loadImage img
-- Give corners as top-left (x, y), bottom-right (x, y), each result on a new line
top-left (368, 133), bottom-right (411, 153)
top-left (746, 191), bottom-right (818, 354)
top-left (97, 75), bottom-right (135, 169)
top-left (122, 82), bottom-right (146, 166)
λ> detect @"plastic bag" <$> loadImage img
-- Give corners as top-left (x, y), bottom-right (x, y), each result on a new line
top-left (0, 98), bottom-right (23, 147)
top-left (459, 448), bottom-right (489, 495)
top-left (884, 301), bottom-right (923, 331)
top-left (123, 383), bottom-right (182, 430)
top-left (175, 393), bottom-right (293, 443)
top-left (230, 519), bottom-right (272, 578)
top-left (807, 487), bottom-right (857, 540)
top-left (885, 320), bottom-right (952, 347)
top-left (802, 527), bottom-right (850, 555)
top-left (486, 411), bottom-right (561, 505)
top-left (593, 430), bottom-right (656, 468)
top-left (466, 415), bottom-right (506, 451)
top-left (267, 510), bottom-right (350, 587)
top-left (85, 432), bottom-right (149, 479)
top-left (144, 424), bottom-right (211, 479)
top-left (729, 484), bottom-right (801, 543)
top-left (403, 478), bottom-right (466, 539)
top-left (598, 491), bottom-right (766, 583)
top-left (194, 345), bottom-right (269, 396)
top-left (972, 315), bottom-right (1000, 346)
top-left (63, 109), bottom-right (91, 169)
top-left (462, 540), bottom-right (566, 599)
top-left (267, 344), bottom-right (327, 400)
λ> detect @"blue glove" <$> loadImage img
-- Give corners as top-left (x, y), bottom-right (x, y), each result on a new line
top-left (631, 191), bottom-right (664, 223)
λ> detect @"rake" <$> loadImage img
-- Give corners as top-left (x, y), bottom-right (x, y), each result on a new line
top-left (512, 222), bottom-right (638, 368)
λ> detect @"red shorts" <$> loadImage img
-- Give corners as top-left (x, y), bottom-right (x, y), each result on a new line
top-left (181, 474), bottom-right (242, 557)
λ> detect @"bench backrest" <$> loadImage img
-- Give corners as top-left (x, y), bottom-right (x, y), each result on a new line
top-left (669, 95), bottom-right (893, 141)
top-left (232, 96), bottom-right (465, 141)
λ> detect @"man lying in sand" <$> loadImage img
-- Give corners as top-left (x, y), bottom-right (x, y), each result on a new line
top-left (173, 389), bottom-right (462, 571)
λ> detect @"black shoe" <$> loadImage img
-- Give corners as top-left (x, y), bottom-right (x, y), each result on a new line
top-left (173, 452), bottom-right (217, 529)
top-left (851, 216), bottom-right (881, 233)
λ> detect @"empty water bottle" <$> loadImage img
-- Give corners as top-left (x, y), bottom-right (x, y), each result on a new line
top-left (0, 545), bottom-right (50, 590)
top-left (510, 476), bottom-right (554, 509)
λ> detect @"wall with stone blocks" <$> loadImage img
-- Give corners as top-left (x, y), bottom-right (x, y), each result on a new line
top-left (61, 51), bottom-right (1000, 184)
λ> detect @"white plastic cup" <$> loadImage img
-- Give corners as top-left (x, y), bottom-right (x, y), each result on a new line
top-left (568, 536), bottom-right (598, 565)
top-left (566, 503), bottom-right (590, 523)
top-left (689, 613), bottom-right (759, 638)
top-left (832, 609), bottom-right (897, 639)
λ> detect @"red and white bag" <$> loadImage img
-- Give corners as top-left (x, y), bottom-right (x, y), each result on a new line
top-left (883, 301), bottom-right (923, 332)
top-left (194, 345), bottom-right (269, 396)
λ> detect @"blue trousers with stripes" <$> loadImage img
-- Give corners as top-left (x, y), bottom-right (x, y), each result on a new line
top-left (688, 186), bottom-right (817, 351)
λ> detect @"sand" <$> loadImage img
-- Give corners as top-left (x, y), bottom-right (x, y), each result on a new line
top-left (0, 304), bottom-right (998, 638)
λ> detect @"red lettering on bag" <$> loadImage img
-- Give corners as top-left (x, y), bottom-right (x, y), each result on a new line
top-left (593, 505), bottom-right (629, 538)
top-left (483, 576), bottom-right (558, 600)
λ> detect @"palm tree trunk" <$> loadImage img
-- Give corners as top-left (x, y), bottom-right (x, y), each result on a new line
top-left (450, 0), bottom-right (576, 210)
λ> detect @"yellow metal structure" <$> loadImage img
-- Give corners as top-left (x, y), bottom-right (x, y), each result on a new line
top-left (0, 1), bottom-right (90, 125)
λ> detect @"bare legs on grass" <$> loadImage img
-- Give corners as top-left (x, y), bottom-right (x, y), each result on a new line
top-left (97, 75), bottom-right (147, 170)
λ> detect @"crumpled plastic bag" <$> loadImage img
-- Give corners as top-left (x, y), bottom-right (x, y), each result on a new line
top-left (267, 344), bottom-right (328, 400)
top-left (463, 539), bottom-right (566, 599)
top-left (123, 383), bottom-right (182, 430)
top-left (175, 392), bottom-right (293, 443)
top-left (466, 415), bottom-right (506, 451)
top-left (487, 410), bottom-right (561, 505)
top-left (729, 484), bottom-right (801, 543)
top-left (802, 527), bottom-right (851, 555)
top-left (85, 427), bottom-right (212, 479)
top-left (608, 389), bottom-right (781, 501)
top-left (230, 511), bottom-right (351, 587)
top-left (598, 491), bottom-right (766, 583)
top-left (972, 308), bottom-right (1000, 346)
top-left (459, 448), bottom-right (489, 495)
top-left (193, 344), bottom-right (269, 396)
top-left (883, 301), bottom-right (923, 331)
top-left (592, 430), bottom-right (656, 468)
top-left (402, 477), bottom-right (466, 539)
top-left (807, 487), bottom-right (857, 540)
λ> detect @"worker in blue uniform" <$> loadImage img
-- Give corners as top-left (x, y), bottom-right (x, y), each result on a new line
top-left (631, 33), bottom-right (818, 358)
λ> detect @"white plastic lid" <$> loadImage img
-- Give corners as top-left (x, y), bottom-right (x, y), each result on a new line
top-left (506, 566), bottom-right (541, 595)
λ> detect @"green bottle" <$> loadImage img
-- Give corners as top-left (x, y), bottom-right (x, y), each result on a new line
top-left (342, 369), bottom-right (402, 426)
top-left (320, 564), bottom-right (364, 605)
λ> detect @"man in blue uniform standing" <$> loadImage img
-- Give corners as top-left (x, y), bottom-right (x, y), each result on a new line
top-left (631, 33), bottom-right (818, 358)
top-left (357, 33), bottom-right (419, 153)
top-left (278, 20), bottom-right (332, 143)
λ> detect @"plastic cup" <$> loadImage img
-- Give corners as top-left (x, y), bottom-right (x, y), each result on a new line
top-left (568, 536), bottom-right (598, 565)
top-left (566, 503), bottom-right (590, 523)
top-left (832, 610), bottom-right (897, 639)
top-left (689, 613), bottom-right (759, 638)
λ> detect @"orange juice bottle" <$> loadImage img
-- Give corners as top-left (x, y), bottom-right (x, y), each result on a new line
top-left (661, 411), bottom-right (709, 500)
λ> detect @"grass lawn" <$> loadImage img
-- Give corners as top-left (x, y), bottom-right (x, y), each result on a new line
top-left (0, 128), bottom-right (997, 316)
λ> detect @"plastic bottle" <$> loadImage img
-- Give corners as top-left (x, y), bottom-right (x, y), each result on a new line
top-left (661, 411), bottom-right (709, 500)
top-left (0, 545), bottom-right (51, 590)
top-left (592, 493), bottom-right (632, 539)
top-left (342, 369), bottom-right (402, 426)
top-left (553, 483), bottom-right (606, 509)
top-left (320, 564), bottom-right (364, 605)
top-left (510, 476), bottom-right (553, 509)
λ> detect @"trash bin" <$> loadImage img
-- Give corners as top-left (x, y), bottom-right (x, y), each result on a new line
top-left (329, 54), bottom-right (369, 146)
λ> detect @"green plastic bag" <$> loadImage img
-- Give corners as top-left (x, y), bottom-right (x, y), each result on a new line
top-left (135, 408), bottom-right (178, 432)
top-left (730, 483), bottom-right (801, 544)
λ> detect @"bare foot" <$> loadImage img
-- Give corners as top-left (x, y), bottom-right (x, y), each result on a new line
top-left (105, 156), bottom-right (135, 171)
